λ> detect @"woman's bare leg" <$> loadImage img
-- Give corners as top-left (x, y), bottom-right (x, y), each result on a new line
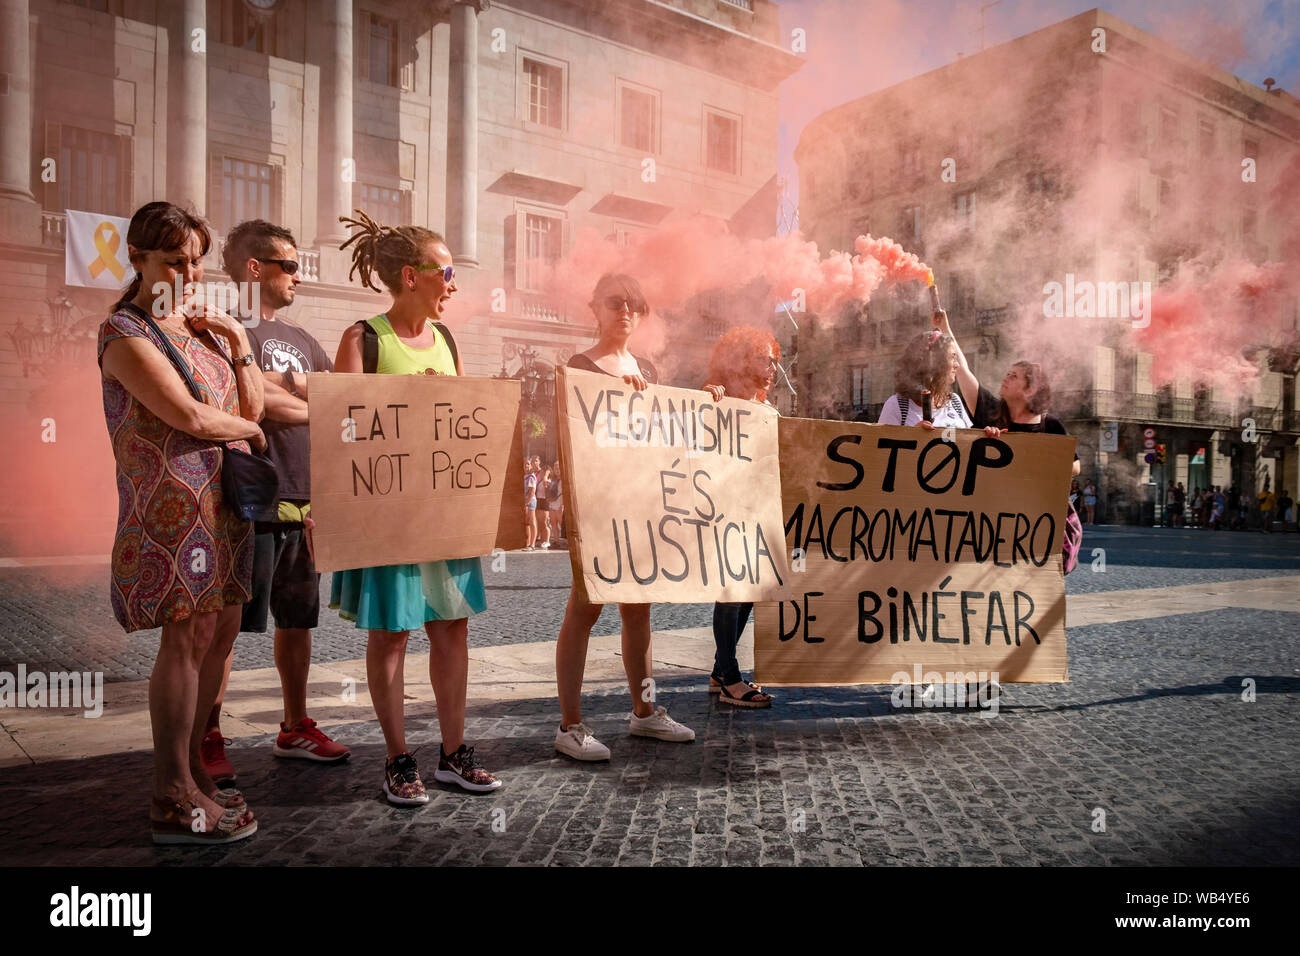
top-left (367, 629), bottom-right (409, 759)
top-left (426, 618), bottom-right (468, 753)
top-left (556, 587), bottom-right (604, 728)
top-left (619, 603), bottom-right (654, 718)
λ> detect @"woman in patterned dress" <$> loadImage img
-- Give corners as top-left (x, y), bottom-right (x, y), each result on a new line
top-left (330, 211), bottom-right (500, 802)
top-left (97, 201), bottom-right (265, 844)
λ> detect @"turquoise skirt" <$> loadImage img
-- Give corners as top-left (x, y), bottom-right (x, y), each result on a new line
top-left (330, 558), bottom-right (487, 632)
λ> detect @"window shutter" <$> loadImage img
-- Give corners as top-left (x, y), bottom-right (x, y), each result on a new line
top-left (117, 133), bottom-right (134, 217)
top-left (356, 12), bottom-right (368, 84)
top-left (208, 154), bottom-right (224, 231)
top-left (504, 213), bottom-right (518, 290)
top-left (399, 20), bottom-right (415, 91)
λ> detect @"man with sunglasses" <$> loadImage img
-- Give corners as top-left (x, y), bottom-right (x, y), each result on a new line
top-left (198, 219), bottom-right (350, 789)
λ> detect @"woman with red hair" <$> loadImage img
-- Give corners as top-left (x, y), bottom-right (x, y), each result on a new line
top-left (701, 326), bottom-right (780, 707)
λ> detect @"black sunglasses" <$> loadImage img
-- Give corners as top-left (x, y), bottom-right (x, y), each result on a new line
top-left (601, 295), bottom-right (646, 314)
top-left (256, 257), bottom-right (300, 275)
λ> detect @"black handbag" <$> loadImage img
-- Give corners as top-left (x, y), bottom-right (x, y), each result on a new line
top-left (124, 303), bottom-right (280, 522)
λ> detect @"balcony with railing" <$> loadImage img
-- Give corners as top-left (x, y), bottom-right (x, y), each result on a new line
top-left (515, 293), bottom-right (568, 323)
top-left (41, 212), bottom-right (65, 248)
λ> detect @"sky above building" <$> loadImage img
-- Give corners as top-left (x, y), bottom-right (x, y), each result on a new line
top-left (774, 0), bottom-right (1300, 219)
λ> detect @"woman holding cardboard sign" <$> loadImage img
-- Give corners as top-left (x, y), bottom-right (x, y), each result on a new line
top-left (330, 211), bottom-right (500, 800)
top-left (701, 326), bottom-right (781, 708)
top-left (554, 273), bottom-right (697, 761)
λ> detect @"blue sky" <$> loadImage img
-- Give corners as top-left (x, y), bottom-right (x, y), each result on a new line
top-left (774, 0), bottom-right (1300, 213)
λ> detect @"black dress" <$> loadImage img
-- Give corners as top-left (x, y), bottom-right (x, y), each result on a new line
top-left (566, 352), bottom-right (659, 384)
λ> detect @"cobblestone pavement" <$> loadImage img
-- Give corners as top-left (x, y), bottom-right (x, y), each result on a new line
top-left (2, 527), bottom-right (1298, 680)
top-left (0, 527), bottom-right (1297, 865)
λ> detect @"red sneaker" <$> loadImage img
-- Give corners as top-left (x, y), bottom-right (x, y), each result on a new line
top-left (273, 718), bottom-right (351, 763)
top-left (200, 730), bottom-right (237, 784)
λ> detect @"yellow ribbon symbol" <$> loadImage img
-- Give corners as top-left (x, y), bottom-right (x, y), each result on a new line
top-left (88, 221), bottom-right (126, 281)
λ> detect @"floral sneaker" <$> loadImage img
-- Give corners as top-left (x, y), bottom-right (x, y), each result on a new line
top-left (383, 752), bottom-right (429, 806)
top-left (433, 744), bottom-right (502, 792)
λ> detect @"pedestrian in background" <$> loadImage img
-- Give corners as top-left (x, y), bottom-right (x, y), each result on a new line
top-left (548, 460), bottom-right (565, 543)
top-left (523, 459), bottom-right (539, 550)
top-left (1258, 487), bottom-right (1276, 533)
top-left (1082, 479), bottom-right (1097, 524)
top-left (536, 462), bottom-right (552, 549)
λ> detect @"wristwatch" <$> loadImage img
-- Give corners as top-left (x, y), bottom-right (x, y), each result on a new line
top-left (232, 352), bottom-right (255, 367)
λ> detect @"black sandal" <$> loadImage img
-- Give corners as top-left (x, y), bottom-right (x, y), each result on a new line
top-left (718, 683), bottom-right (772, 708)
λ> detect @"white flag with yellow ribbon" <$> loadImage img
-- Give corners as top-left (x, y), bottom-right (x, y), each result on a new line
top-left (65, 209), bottom-right (132, 290)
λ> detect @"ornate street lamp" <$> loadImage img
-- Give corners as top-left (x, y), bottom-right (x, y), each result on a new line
top-left (7, 290), bottom-right (95, 377)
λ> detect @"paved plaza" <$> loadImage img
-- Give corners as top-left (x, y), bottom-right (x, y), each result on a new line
top-left (1, 526), bottom-right (1298, 866)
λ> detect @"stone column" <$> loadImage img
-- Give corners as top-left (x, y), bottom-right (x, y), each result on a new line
top-left (316, 0), bottom-right (353, 246)
top-left (0, 0), bottom-right (39, 242)
top-left (166, 0), bottom-right (207, 215)
top-left (446, 0), bottom-right (486, 266)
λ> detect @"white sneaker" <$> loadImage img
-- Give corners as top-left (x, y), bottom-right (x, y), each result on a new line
top-left (629, 706), bottom-right (695, 742)
top-left (540, 541), bottom-right (551, 549)
top-left (555, 722), bottom-right (611, 761)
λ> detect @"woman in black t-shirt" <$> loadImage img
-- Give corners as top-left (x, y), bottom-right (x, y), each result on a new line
top-left (932, 310), bottom-right (1080, 475)
top-left (553, 274), bottom-right (695, 762)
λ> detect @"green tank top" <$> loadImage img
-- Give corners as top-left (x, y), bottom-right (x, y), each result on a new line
top-left (367, 314), bottom-right (456, 376)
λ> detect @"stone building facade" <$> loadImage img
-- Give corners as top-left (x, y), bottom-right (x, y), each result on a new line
top-left (791, 9), bottom-right (1300, 524)
top-left (0, 0), bottom-right (798, 553)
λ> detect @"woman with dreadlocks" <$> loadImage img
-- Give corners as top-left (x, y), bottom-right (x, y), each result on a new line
top-left (329, 210), bottom-right (501, 801)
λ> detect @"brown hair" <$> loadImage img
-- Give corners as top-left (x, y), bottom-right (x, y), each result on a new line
top-left (992, 360), bottom-right (1052, 426)
top-left (223, 219), bottom-right (296, 279)
top-left (707, 326), bottom-right (780, 403)
top-left (590, 273), bottom-right (649, 314)
top-left (894, 329), bottom-right (958, 405)
top-left (113, 201), bottom-right (212, 310)
top-left (339, 209), bottom-right (445, 294)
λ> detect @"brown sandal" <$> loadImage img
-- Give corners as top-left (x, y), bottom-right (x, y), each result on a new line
top-left (212, 787), bottom-right (245, 809)
top-left (151, 788), bottom-right (257, 846)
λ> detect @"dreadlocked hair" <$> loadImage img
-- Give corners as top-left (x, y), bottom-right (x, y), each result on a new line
top-left (338, 209), bottom-right (445, 294)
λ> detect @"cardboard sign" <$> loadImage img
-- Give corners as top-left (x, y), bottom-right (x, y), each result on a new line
top-left (308, 373), bottom-right (525, 572)
top-left (754, 418), bottom-right (1074, 685)
top-left (556, 367), bottom-right (790, 604)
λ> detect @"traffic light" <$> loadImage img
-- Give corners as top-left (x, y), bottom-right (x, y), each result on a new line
top-left (1155, 443), bottom-right (1167, 465)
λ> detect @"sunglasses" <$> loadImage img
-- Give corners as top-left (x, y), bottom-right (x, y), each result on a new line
top-left (256, 257), bottom-right (300, 275)
top-left (601, 296), bottom-right (645, 314)
top-left (414, 263), bottom-right (456, 282)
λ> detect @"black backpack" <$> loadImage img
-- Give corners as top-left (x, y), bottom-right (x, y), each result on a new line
top-left (353, 318), bottom-right (460, 374)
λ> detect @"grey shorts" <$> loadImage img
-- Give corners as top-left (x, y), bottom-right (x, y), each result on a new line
top-left (239, 524), bottom-right (321, 633)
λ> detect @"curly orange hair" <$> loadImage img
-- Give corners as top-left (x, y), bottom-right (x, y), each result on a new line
top-left (706, 326), bottom-right (780, 403)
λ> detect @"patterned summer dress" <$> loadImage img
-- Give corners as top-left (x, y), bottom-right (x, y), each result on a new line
top-left (329, 314), bottom-right (488, 631)
top-left (98, 306), bottom-right (255, 632)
